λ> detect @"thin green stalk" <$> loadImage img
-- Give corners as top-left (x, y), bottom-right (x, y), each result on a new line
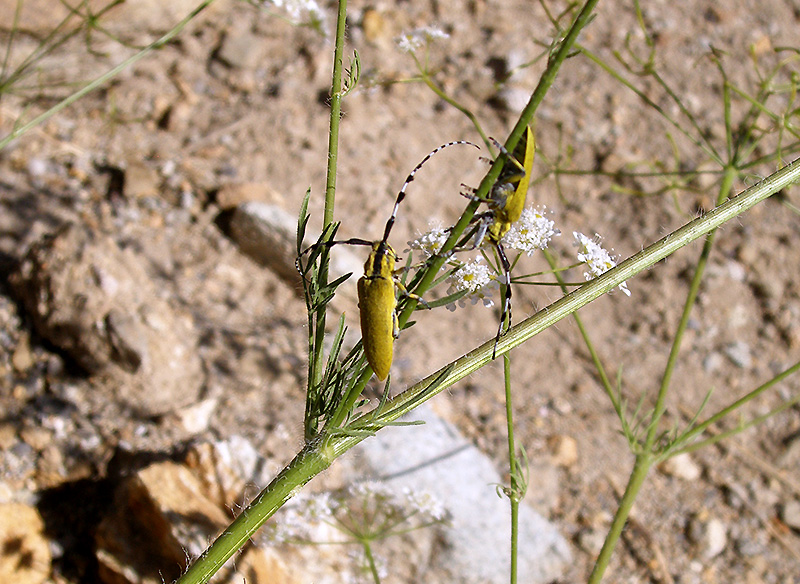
top-left (306, 0), bottom-right (349, 436)
top-left (419, 72), bottom-right (489, 146)
top-left (577, 45), bottom-right (723, 167)
top-left (0, 0), bottom-right (215, 150)
top-left (587, 454), bottom-right (651, 584)
top-left (363, 540), bottom-right (381, 583)
top-left (325, 364), bottom-right (373, 431)
top-left (0, 0), bottom-right (24, 83)
top-left (643, 165), bottom-right (737, 452)
top-left (503, 353), bottom-right (519, 584)
top-left (672, 359), bottom-right (800, 456)
top-left (543, 249), bottom-right (616, 404)
top-left (678, 392), bottom-right (800, 456)
top-left (588, 165), bottom-right (738, 581)
top-left (324, 0), bottom-right (348, 226)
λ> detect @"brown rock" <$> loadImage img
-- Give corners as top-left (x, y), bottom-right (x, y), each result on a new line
top-left (548, 434), bottom-right (579, 468)
top-left (10, 224), bottom-right (204, 415)
top-left (124, 162), bottom-right (160, 200)
top-left (11, 331), bottom-right (34, 372)
top-left (216, 182), bottom-right (284, 209)
top-left (95, 461), bottom-right (230, 584)
top-left (0, 503), bottom-right (51, 584)
top-left (232, 547), bottom-right (303, 584)
top-left (228, 202), bottom-right (305, 285)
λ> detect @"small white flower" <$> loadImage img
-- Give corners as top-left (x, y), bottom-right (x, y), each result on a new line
top-left (408, 222), bottom-right (449, 257)
top-left (265, 0), bottom-right (326, 28)
top-left (266, 492), bottom-right (335, 542)
top-left (401, 487), bottom-right (448, 522)
top-left (348, 481), bottom-right (394, 500)
top-left (447, 256), bottom-right (497, 309)
top-left (573, 232), bottom-right (630, 296)
top-left (396, 26), bottom-right (449, 53)
top-left (504, 205), bottom-right (560, 254)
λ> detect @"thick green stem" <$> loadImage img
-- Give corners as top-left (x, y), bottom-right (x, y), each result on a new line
top-left (177, 444), bottom-right (333, 584)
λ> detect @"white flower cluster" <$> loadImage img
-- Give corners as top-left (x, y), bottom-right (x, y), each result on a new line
top-left (406, 205), bottom-right (630, 315)
top-left (573, 231), bottom-right (631, 296)
top-left (503, 205), bottom-right (560, 255)
top-left (401, 487), bottom-right (448, 522)
top-left (396, 26), bottom-right (450, 53)
top-left (265, 492), bottom-right (334, 543)
top-left (266, 482), bottom-right (448, 544)
top-left (447, 256), bottom-right (497, 308)
top-left (265, 0), bottom-right (326, 28)
top-left (408, 222), bottom-right (449, 258)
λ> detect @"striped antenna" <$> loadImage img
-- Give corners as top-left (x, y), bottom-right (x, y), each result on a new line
top-left (381, 140), bottom-right (478, 243)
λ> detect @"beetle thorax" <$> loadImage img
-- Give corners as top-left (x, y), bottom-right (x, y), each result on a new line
top-left (364, 241), bottom-right (397, 278)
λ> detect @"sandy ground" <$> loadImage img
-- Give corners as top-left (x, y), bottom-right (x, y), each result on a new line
top-left (1, 0), bottom-right (800, 582)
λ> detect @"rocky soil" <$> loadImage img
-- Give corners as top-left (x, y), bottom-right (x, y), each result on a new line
top-left (1, 0), bottom-right (799, 583)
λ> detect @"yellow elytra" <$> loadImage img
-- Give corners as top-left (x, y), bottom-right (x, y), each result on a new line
top-left (357, 241), bottom-right (399, 380)
top-left (485, 125), bottom-right (535, 244)
top-left (460, 125), bottom-right (535, 357)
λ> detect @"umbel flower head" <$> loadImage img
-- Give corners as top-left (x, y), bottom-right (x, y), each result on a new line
top-left (504, 205), bottom-right (560, 254)
top-left (573, 231), bottom-right (631, 296)
top-left (265, 0), bottom-right (327, 29)
top-left (396, 26), bottom-right (450, 53)
top-left (408, 222), bottom-right (449, 258)
top-left (446, 256), bottom-right (497, 309)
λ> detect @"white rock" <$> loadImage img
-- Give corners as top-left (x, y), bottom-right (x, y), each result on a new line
top-left (659, 452), bottom-right (702, 481)
top-left (349, 404), bottom-right (572, 584)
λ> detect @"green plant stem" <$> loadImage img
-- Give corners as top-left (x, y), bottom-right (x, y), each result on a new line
top-left (503, 353), bottom-right (519, 584)
top-left (363, 540), bottom-right (381, 583)
top-left (419, 72), bottom-right (489, 146)
top-left (587, 453), bottom-right (651, 584)
top-left (588, 164), bottom-right (738, 582)
top-left (0, 0), bottom-right (215, 150)
top-left (324, 0), bottom-right (347, 227)
top-left (577, 45), bottom-right (723, 166)
top-left (644, 165), bottom-right (736, 452)
top-left (543, 249), bottom-right (616, 402)
top-left (673, 359), bottom-right (800, 456)
top-left (177, 443), bottom-right (333, 584)
top-left (306, 0), bottom-right (349, 437)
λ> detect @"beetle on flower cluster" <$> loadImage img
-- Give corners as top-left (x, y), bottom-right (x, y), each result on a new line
top-left (298, 140), bottom-right (477, 380)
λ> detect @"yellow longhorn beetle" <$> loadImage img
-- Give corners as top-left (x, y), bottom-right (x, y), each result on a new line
top-left (300, 140), bottom-right (477, 380)
top-left (458, 125), bottom-right (535, 358)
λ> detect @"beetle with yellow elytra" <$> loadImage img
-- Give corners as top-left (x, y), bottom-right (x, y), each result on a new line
top-left (297, 140), bottom-right (477, 381)
top-left (455, 125), bottom-right (535, 358)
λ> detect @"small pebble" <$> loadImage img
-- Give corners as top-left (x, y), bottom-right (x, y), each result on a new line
top-left (548, 435), bottom-right (578, 468)
top-left (723, 341), bottom-right (752, 368)
top-left (780, 499), bottom-right (800, 531)
top-left (577, 527), bottom-right (606, 556)
top-left (659, 452), bottom-right (701, 481)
